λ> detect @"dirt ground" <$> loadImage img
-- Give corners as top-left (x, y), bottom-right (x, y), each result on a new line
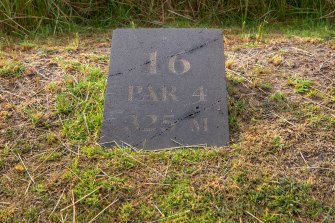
top-left (0, 31), bottom-right (334, 222)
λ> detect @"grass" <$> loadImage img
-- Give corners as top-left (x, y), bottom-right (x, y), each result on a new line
top-left (0, 27), bottom-right (335, 222)
top-left (294, 79), bottom-right (313, 94)
top-left (269, 92), bottom-right (287, 102)
top-left (0, 59), bottom-right (25, 78)
top-left (1, 0), bottom-right (335, 36)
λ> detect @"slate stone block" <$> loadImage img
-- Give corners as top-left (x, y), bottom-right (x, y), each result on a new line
top-left (100, 28), bottom-right (229, 150)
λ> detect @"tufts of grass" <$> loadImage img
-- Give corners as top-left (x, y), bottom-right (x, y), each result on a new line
top-left (252, 79), bottom-right (273, 91)
top-left (271, 135), bottom-right (284, 150)
top-left (0, 60), bottom-right (26, 78)
top-left (56, 93), bottom-right (74, 115)
top-left (269, 92), bottom-right (287, 102)
top-left (225, 59), bottom-right (234, 69)
top-left (82, 145), bottom-right (108, 159)
top-left (223, 173), bottom-right (332, 222)
top-left (253, 66), bottom-right (272, 75)
top-left (39, 151), bottom-right (62, 162)
top-left (56, 62), bottom-right (105, 143)
top-left (269, 54), bottom-right (283, 66)
top-left (72, 167), bottom-right (128, 206)
top-left (306, 89), bottom-right (320, 99)
top-left (25, 208), bottom-right (39, 222)
top-left (45, 81), bottom-right (62, 93)
top-left (24, 109), bottom-right (50, 128)
top-left (227, 73), bottom-right (245, 85)
top-left (294, 78), bottom-right (313, 93)
top-left (119, 202), bottom-right (134, 222)
top-left (88, 54), bottom-right (109, 63)
top-left (155, 180), bottom-right (195, 218)
top-left (65, 33), bottom-right (80, 52)
top-left (298, 104), bottom-right (335, 129)
top-left (0, 208), bottom-right (15, 223)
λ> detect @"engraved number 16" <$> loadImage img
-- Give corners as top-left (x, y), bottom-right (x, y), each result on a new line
top-left (149, 51), bottom-right (191, 75)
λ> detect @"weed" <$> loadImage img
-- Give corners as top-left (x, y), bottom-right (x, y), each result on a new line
top-left (82, 146), bottom-right (107, 159)
top-left (306, 89), bottom-right (320, 99)
top-left (294, 79), bottom-right (313, 93)
top-left (113, 154), bottom-right (136, 170)
top-left (31, 112), bottom-right (47, 127)
top-left (45, 81), bottom-right (62, 93)
top-left (269, 54), bottom-right (283, 66)
top-left (309, 114), bottom-right (335, 129)
top-left (65, 33), bottom-right (80, 51)
top-left (139, 202), bottom-right (156, 219)
top-left (300, 105), bottom-right (335, 129)
top-left (37, 183), bottom-right (46, 193)
top-left (19, 40), bottom-right (37, 50)
top-left (225, 59), bottom-right (234, 69)
top-left (229, 115), bottom-right (239, 131)
top-left (26, 208), bottom-right (38, 222)
top-left (253, 66), bottom-right (272, 75)
top-left (256, 21), bottom-right (265, 42)
top-left (271, 135), bottom-right (284, 150)
top-left (171, 149), bottom-right (214, 164)
top-left (119, 202), bottom-right (134, 222)
top-left (24, 109), bottom-right (50, 128)
top-left (56, 93), bottom-right (74, 115)
top-left (239, 42), bottom-right (260, 49)
top-left (88, 54), bottom-right (109, 63)
top-left (0, 157), bottom-right (4, 168)
top-left (0, 60), bottom-right (25, 78)
top-left (40, 151), bottom-right (62, 162)
top-left (252, 79), bottom-right (273, 90)
top-left (269, 92), bottom-right (287, 102)
top-left (46, 132), bottom-right (57, 144)
top-left (227, 73), bottom-right (245, 85)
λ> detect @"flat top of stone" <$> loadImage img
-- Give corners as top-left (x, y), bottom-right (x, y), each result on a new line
top-left (100, 28), bottom-right (229, 150)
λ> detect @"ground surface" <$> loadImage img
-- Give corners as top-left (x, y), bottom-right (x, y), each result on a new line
top-left (0, 30), bottom-right (334, 222)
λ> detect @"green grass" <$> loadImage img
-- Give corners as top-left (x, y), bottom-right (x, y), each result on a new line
top-left (294, 79), bottom-right (313, 93)
top-left (43, 147), bottom-right (332, 222)
top-left (269, 92), bottom-right (287, 102)
top-left (56, 61), bottom-right (105, 143)
top-left (1, 0), bottom-right (335, 36)
top-left (0, 60), bottom-right (25, 78)
top-left (1, 27), bottom-right (335, 222)
top-left (44, 62), bottom-right (333, 221)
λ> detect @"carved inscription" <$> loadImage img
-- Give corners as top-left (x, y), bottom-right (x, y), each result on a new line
top-left (125, 52), bottom-right (210, 132)
top-left (128, 86), bottom-right (178, 101)
top-left (149, 51), bottom-right (157, 74)
top-left (100, 29), bottom-right (229, 150)
top-left (193, 86), bottom-right (206, 102)
top-left (192, 117), bottom-right (208, 132)
top-left (148, 51), bottom-right (191, 75)
top-left (168, 55), bottom-right (191, 75)
top-left (125, 114), bottom-right (208, 133)
top-left (126, 114), bottom-right (176, 132)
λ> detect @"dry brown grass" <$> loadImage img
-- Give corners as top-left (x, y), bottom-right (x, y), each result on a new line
top-left (0, 30), bottom-right (334, 222)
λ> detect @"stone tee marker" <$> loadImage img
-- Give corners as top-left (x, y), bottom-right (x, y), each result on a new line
top-left (100, 28), bottom-right (229, 150)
